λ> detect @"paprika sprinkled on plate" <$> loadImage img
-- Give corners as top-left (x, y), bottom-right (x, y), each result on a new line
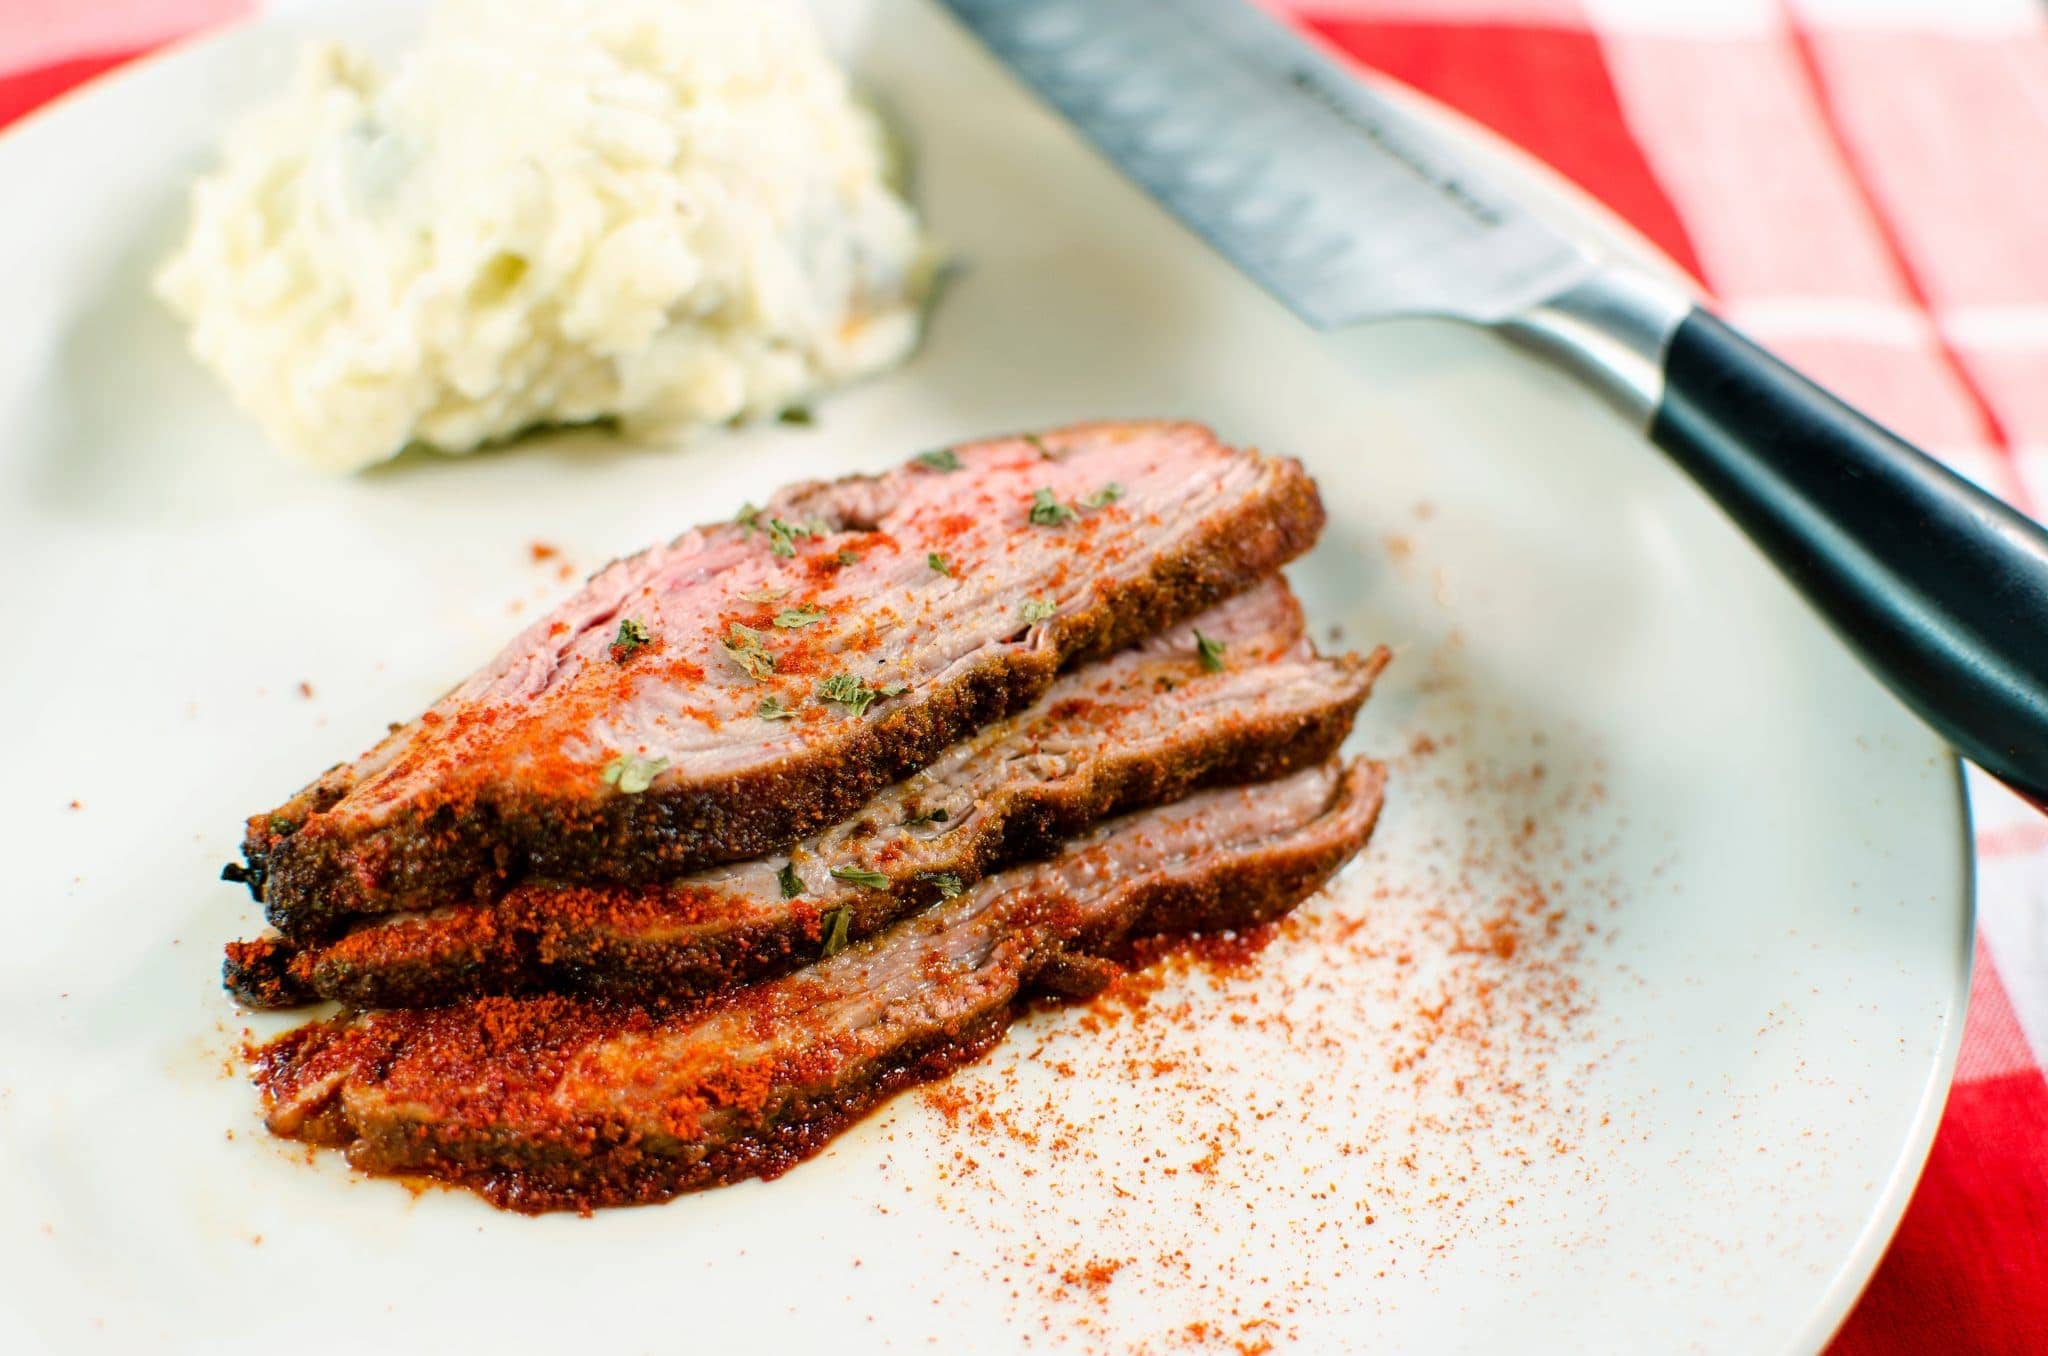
top-left (890, 669), bottom-right (1626, 1350)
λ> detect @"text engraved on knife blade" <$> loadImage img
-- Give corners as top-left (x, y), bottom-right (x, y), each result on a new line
top-left (1280, 66), bottom-right (1502, 229)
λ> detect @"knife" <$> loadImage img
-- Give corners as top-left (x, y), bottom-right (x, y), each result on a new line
top-left (938, 0), bottom-right (2048, 807)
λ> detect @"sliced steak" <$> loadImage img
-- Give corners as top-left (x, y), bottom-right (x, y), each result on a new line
top-left (226, 581), bottom-right (1387, 1008)
top-left (244, 421), bottom-right (1325, 940)
top-left (253, 758), bottom-right (1385, 1212)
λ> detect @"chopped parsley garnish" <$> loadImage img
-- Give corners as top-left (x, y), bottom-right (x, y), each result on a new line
top-left (830, 865), bottom-right (889, 890)
top-left (609, 617), bottom-right (652, 663)
top-left (928, 552), bottom-right (952, 576)
top-left (1081, 482), bottom-right (1124, 510)
top-left (1195, 629), bottom-right (1227, 673)
top-left (773, 604), bottom-right (826, 629)
top-left (927, 872), bottom-right (965, 899)
top-left (817, 673), bottom-right (864, 711)
top-left (778, 861), bottom-right (805, 899)
top-left (757, 695), bottom-right (795, 721)
top-left (904, 806), bottom-right (950, 827)
top-left (817, 673), bottom-right (906, 717)
top-left (1029, 487), bottom-right (1079, 527)
top-left (778, 406), bottom-right (814, 426)
top-left (1024, 433), bottom-right (1055, 460)
top-left (735, 503), bottom-right (761, 535)
top-left (820, 907), bottom-right (851, 957)
top-left (916, 448), bottom-right (961, 472)
top-left (837, 548), bottom-right (861, 566)
top-left (267, 815), bottom-right (294, 836)
top-left (1021, 598), bottom-right (1056, 624)
top-left (740, 586), bottom-right (789, 603)
top-left (763, 516), bottom-right (827, 559)
top-left (601, 753), bottom-right (669, 794)
top-left (722, 622), bottom-right (776, 680)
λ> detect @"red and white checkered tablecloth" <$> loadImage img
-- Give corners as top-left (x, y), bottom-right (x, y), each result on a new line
top-left (6, 0), bottom-right (2043, 1349)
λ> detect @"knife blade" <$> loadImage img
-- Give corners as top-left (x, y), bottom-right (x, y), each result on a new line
top-left (937, 0), bottom-right (1594, 332)
top-left (938, 0), bottom-right (2048, 809)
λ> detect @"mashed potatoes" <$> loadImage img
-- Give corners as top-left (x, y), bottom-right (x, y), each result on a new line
top-left (157, 0), bottom-right (934, 472)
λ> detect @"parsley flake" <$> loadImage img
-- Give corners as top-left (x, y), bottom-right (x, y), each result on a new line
top-left (927, 872), bottom-right (965, 899)
top-left (837, 548), bottom-right (861, 566)
top-left (722, 622), bottom-right (776, 680)
top-left (1195, 629), bottom-right (1226, 673)
top-left (764, 516), bottom-right (821, 558)
top-left (609, 617), bottom-right (652, 663)
top-left (1029, 488), bottom-right (1079, 527)
top-left (735, 503), bottom-right (761, 535)
top-left (820, 906), bottom-right (851, 957)
top-left (928, 552), bottom-right (953, 576)
top-left (778, 406), bottom-right (814, 426)
top-left (830, 865), bottom-right (889, 890)
top-left (778, 861), bottom-right (805, 899)
top-left (1081, 482), bottom-right (1124, 510)
top-left (904, 806), bottom-right (950, 827)
top-left (1024, 433), bottom-right (1055, 460)
top-left (757, 695), bottom-right (795, 721)
top-left (1021, 598), bottom-right (1056, 625)
top-left (601, 753), bottom-right (669, 795)
top-left (817, 673), bottom-right (905, 717)
top-left (817, 673), bottom-right (865, 711)
top-left (773, 604), bottom-right (826, 629)
top-left (916, 448), bottom-right (962, 472)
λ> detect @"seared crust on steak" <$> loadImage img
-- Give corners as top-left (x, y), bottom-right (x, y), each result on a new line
top-left (246, 423), bottom-right (1325, 940)
top-left (227, 583), bottom-right (1386, 1008)
top-left (253, 759), bottom-right (1385, 1212)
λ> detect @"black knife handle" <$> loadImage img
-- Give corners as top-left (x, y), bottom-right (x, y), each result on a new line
top-left (1649, 306), bottom-right (2048, 805)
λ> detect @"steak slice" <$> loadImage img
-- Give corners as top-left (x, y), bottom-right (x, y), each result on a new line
top-left (253, 758), bottom-right (1385, 1213)
top-left (226, 580), bottom-right (1387, 1008)
top-left (244, 421), bottom-right (1324, 940)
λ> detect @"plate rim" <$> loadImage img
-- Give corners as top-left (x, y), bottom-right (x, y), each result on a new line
top-left (1795, 758), bottom-right (1972, 1350)
top-left (1310, 43), bottom-right (1977, 1351)
top-left (0, 4), bottom-right (1978, 1351)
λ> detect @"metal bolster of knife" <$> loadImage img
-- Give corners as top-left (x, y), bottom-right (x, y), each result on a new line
top-left (1496, 265), bottom-right (1692, 431)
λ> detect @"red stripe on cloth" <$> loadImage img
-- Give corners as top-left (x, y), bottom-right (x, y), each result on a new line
top-left (0, 49), bottom-right (148, 131)
top-left (1977, 817), bottom-right (2048, 860)
top-left (1956, 937), bottom-right (2043, 1084)
top-left (1594, 33), bottom-right (1911, 307)
top-left (1791, 31), bottom-right (2048, 313)
top-left (1962, 344), bottom-right (2048, 455)
top-left (1297, 19), bottom-right (1705, 284)
top-left (1826, 1067), bottom-right (2048, 1356)
top-left (1781, 18), bottom-right (2030, 511)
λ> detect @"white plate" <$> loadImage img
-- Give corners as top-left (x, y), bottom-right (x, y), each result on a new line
top-left (0, 3), bottom-right (1971, 1352)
